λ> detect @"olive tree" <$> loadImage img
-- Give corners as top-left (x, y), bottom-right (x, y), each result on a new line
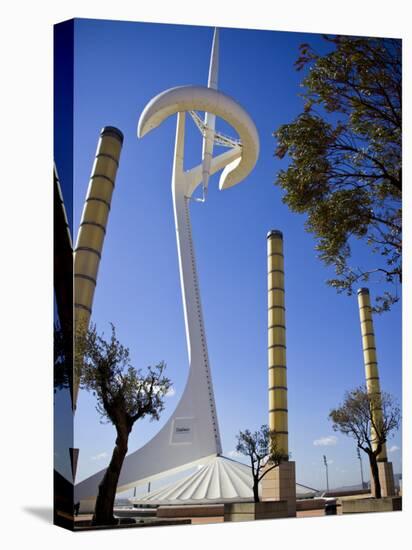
top-left (235, 425), bottom-right (286, 502)
top-left (79, 324), bottom-right (171, 525)
top-left (329, 386), bottom-right (400, 498)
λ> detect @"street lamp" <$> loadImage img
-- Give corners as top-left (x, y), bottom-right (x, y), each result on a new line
top-left (323, 455), bottom-right (330, 493)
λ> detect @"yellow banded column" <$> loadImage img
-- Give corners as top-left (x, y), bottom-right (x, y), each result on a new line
top-left (267, 230), bottom-right (288, 457)
top-left (357, 288), bottom-right (387, 460)
top-left (357, 288), bottom-right (395, 496)
top-left (262, 230), bottom-right (296, 516)
top-left (74, 126), bottom-right (123, 407)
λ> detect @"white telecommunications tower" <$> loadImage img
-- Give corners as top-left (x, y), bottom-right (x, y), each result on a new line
top-left (75, 28), bottom-right (259, 502)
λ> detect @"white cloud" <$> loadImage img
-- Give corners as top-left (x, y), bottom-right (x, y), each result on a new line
top-left (91, 451), bottom-right (108, 461)
top-left (388, 445), bottom-right (400, 453)
top-left (227, 450), bottom-right (241, 458)
top-left (313, 436), bottom-right (338, 447)
top-left (152, 385), bottom-right (176, 397)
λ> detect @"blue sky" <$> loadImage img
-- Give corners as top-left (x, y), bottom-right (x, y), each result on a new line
top-left (55, 19), bottom-right (402, 492)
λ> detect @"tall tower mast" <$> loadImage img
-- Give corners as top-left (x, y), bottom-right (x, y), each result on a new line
top-left (75, 28), bottom-right (259, 501)
top-left (201, 28), bottom-right (219, 196)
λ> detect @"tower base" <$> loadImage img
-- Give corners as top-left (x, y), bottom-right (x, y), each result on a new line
top-left (371, 461), bottom-right (396, 497)
top-left (261, 461), bottom-right (296, 517)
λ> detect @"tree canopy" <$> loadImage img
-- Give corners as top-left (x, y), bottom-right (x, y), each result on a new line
top-left (274, 36), bottom-right (401, 311)
top-left (81, 324), bottom-right (171, 428)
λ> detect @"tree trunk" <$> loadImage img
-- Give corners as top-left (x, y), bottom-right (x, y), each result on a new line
top-left (92, 424), bottom-right (130, 526)
top-left (253, 480), bottom-right (260, 503)
top-left (369, 454), bottom-right (382, 499)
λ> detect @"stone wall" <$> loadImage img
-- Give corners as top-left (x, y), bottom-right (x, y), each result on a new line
top-left (224, 501), bottom-right (289, 522)
top-left (342, 496), bottom-right (401, 514)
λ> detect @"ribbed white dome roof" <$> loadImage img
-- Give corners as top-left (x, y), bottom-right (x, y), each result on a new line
top-left (130, 456), bottom-right (317, 505)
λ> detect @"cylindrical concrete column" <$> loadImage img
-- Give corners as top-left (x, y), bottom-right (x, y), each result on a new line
top-left (357, 288), bottom-right (387, 461)
top-left (267, 230), bottom-right (288, 458)
top-left (74, 126), bottom-right (123, 406)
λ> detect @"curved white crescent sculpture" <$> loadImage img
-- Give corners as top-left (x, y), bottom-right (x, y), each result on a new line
top-left (138, 85), bottom-right (259, 190)
top-left (75, 28), bottom-right (259, 503)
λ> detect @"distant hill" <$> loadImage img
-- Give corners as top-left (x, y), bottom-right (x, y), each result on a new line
top-left (326, 472), bottom-right (401, 494)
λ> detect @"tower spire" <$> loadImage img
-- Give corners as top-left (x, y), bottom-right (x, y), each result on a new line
top-left (201, 28), bottom-right (219, 197)
top-left (207, 27), bottom-right (219, 90)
